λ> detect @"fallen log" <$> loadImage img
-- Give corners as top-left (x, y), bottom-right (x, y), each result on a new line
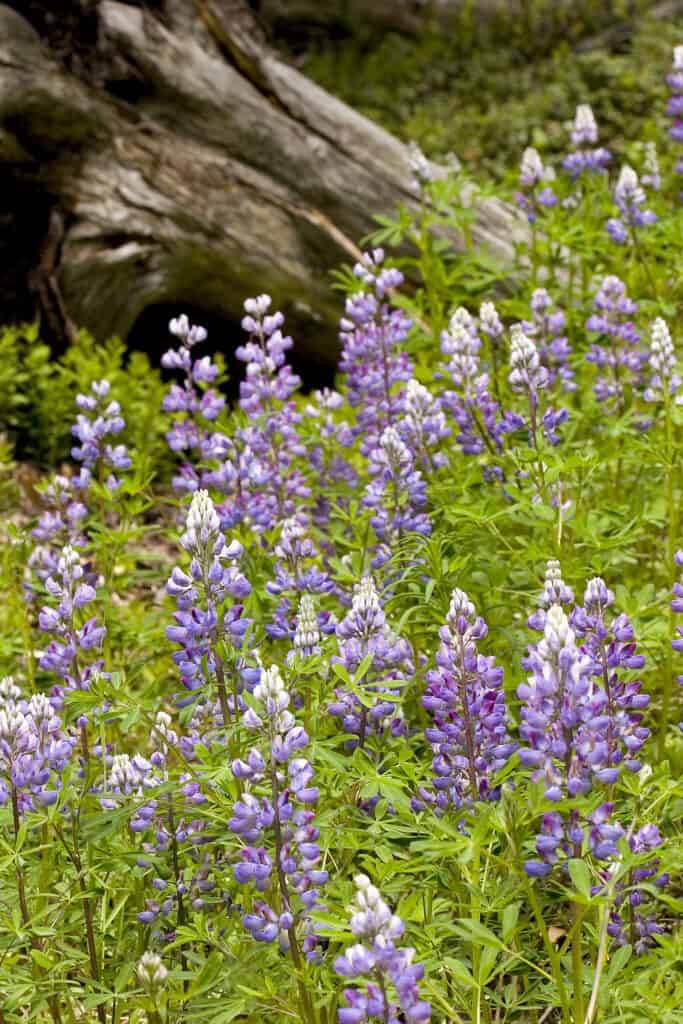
top-left (0, 0), bottom-right (526, 369)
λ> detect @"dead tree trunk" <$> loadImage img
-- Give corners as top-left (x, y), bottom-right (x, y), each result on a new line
top-left (0, 0), bottom-right (525, 368)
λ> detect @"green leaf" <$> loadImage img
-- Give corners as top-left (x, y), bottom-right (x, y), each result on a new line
top-left (568, 859), bottom-right (592, 902)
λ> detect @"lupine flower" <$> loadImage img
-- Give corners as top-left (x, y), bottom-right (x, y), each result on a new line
top-left (644, 317), bottom-right (681, 403)
top-left (518, 604), bottom-right (599, 803)
top-left (522, 289), bottom-right (575, 392)
top-left (230, 665), bottom-right (327, 960)
top-left (509, 325), bottom-right (566, 447)
top-left (329, 577), bottom-right (413, 747)
top-left (235, 295), bottom-right (311, 530)
top-left (399, 380), bottom-right (450, 471)
top-left (28, 474), bottom-right (89, 587)
top-left (607, 165), bottom-right (657, 245)
top-left (292, 594), bottom-right (322, 660)
top-left (408, 141), bottom-right (435, 190)
top-left (641, 141), bottom-right (661, 191)
top-left (362, 426), bottom-right (431, 568)
top-left (136, 951), bottom-right (168, 995)
top-left (266, 515), bottom-right (334, 643)
top-left (586, 276), bottom-right (645, 410)
top-left (666, 46), bottom-right (683, 186)
top-left (563, 104), bottom-right (611, 177)
top-left (571, 577), bottom-right (649, 776)
top-left (339, 250), bottom-right (413, 454)
top-left (419, 589), bottom-right (514, 812)
top-left (166, 490), bottom-right (251, 709)
top-left (0, 678), bottom-right (74, 812)
top-left (671, 550), bottom-right (683, 729)
top-left (38, 545), bottom-right (106, 690)
top-left (527, 559), bottom-right (575, 632)
top-left (303, 388), bottom-right (357, 526)
top-left (440, 306), bottom-right (508, 457)
top-left (607, 824), bottom-right (668, 955)
top-left (335, 874), bottom-right (430, 1023)
top-left (515, 147), bottom-right (557, 222)
top-left (71, 380), bottom-right (131, 491)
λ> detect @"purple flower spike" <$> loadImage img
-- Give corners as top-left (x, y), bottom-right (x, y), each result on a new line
top-left (666, 47), bottom-right (683, 191)
top-left (335, 874), bottom-right (430, 1023)
top-left (562, 104), bottom-right (611, 178)
top-left (585, 276), bottom-right (646, 413)
top-left (515, 147), bottom-right (557, 222)
top-left (166, 490), bottom-right (251, 710)
top-left (607, 165), bottom-right (657, 246)
top-left (419, 588), bottom-right (514, 812)
top-left (230, 665), bottom-right (327, 961)
top-left (329, 577), bottom-right (413, 748)
top-left (339, 249), bottom-right (413, 455)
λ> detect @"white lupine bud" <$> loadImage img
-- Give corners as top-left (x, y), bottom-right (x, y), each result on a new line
top-left (540, 604), bottom-right (574, 656)
top-left (447, 588), bottom-right (475, 629)
top-left (408, 140), bottom-right (434, 186)
top-left (0, 676), bottom-right (21, 706)
top-left (572, 104), bottom-right (598, 145)
top-left (519, 147), bottom-right (545, 186)
top-left (183, 490), bottom-right (221, 553)
top-left (674, 45), bottom-right (683, 71)
top-left (584, 577), bottom-right (614, 611)
top-left (509, 324), bottom-right (545, 392)
top-left (294, 594), bottom-right (320, 652)
top-left (352, 577), bottom-right (381, 616)
top-left (136, 951), bottom-right (168, 994)
top-left (615, 165), bottom-right (645, 206)
top-left (650, 318), bottom-right (675, 379)
top-left (479, 300), bottom-right (504, 337)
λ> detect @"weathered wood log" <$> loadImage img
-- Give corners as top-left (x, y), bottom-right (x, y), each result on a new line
top-left (0, 0), bottom-right (526, 368)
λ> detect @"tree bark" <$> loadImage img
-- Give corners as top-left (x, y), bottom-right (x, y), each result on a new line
top-left (0, 0), bottom-right (525, 367)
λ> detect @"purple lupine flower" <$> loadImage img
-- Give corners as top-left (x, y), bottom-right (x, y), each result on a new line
top-left (419, 589), bottom-right (514, 813)
top-left (0, 678), bottom-right (74, 813)
top-left (335, 874), bottom-right (431, 1023)
top-left (399, 380), bottom-right (450, 471)
top-left (671, 550), bottom-right (683, 729)
top-left (562, 104), bottom-right (611, 178)
top-left (666, 46), bottom-right (683, 187)
top-left (161, 315), bottom-right (247, 524)
top-left (303, 388), bottom-right (357, 526)
top-left (515, 147), bottom-right (558, 222)
top-left (235, 295), bottom-right (311, 530)
top-left (38, 545), bottom-right (105, 690)
top-left (585, 276), bottom-right (646, 411)
top-left (508, 325), bottom-right (566, 448)
top-left (440, 306), bottom-right (507, 457)
top-left (522, 289), bottom-right (575, 392)
top-left (338, 250), bottom-right (413, 454)
top-left (230, 665), bottom-right (327, 961)
top-left (607, 824), bottom-right (668, 955)
top-left (644, 318), bottom-right (681, 403)
top-left (71, 379), bottom-right (131, 491)
top-left (166, 490), bottom-right (251, 710)
top-left (571, 577), bottom-right (650, 777)
top-left (518, 604), bottom-right (598, 803)
top-left (329, 577), bottom-right (413, 748)
top-left (607, 165), bottom-right (657, 245)
top-left (28, 474), bottom-right (89, 591)
top-left (266, 516), bottom-right (334, 643)
top-left (362, 426), bottom-right (431, 568)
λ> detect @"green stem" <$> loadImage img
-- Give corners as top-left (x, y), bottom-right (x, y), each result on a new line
top-left (523, 875), bottom-right (571, 1024)
top-left (571, 902), bottom-right (585, 1023)
top-left (659, 388), bottom-right (677, 759)
top-left (471, 838), bottom-right (482, 1024)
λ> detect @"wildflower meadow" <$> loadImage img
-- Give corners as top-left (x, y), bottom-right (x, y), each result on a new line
top-left (2, 41), bottom-right (683, 1024)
